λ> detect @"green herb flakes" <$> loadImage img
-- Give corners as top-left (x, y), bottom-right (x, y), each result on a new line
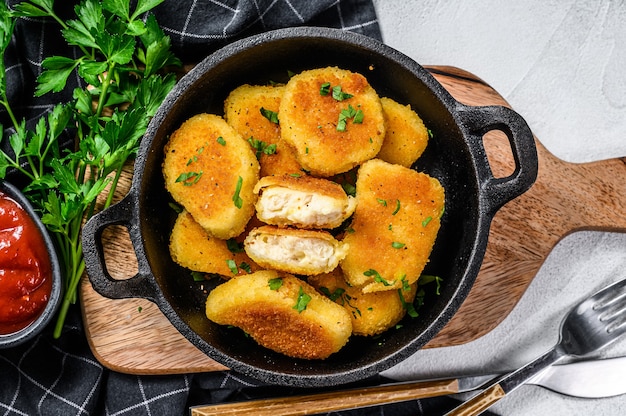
top-left (226, 259), bottom-right (238, 275)
top-left (260, 107), bottom-right (279, 124)
top-left (319, 82), bottom-right (331, 96)
top-left (191, 271), bottom-right (205, 282)
top-left (293, 286), bottom-right (312, 313)
top-left (216, 136), bottom-right (226, 146)
top-left (268, 277), bottom-right (283, 290)
top-left (332, 85), bottom-right (353, 101)
top-left (364, 269), bottom-right (394, 286)
top-left (422, 216), bottom-right (433, 227)
top-left (232, 176), bottom-right (243, 209)
top-left (391, 241), bottom-right (405, 249)
top-left (175, 171), bottom-right (203, 186)
top-left (392, 199), bottom-right (401, 215)
top-left (248, 137), bottom-right (277, 160)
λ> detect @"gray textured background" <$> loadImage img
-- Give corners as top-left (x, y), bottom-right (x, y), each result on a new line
top-left (374, 1), bottom-right (626, 414)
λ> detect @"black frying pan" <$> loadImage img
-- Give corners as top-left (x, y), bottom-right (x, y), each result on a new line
top-left (82, 27), bottom-right (538, 387)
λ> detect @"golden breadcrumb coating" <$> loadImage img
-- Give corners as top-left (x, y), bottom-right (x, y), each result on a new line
top-left (244, 225), bottom-right (348, 275)
top-left (309, 268), bottom-right (418, 336)
top-left (279, 67), bottom-right (385, 176)
top-left (205, 270), bottom-right (352, 359)
top-left (340, 159), bottom-right (445, 292)
top-left (169, 210), bottom-right (260, 278)
top-left (162, 113), bottom-right (259, 239)
top-left (377, 97), bottom-right (429, 168)
top-left (224, 84), bottom-right (302, 177)
top-left (254, 174), bottom-right (356, 229)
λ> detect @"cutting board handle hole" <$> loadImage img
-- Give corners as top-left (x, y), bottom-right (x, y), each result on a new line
top-left (101, 224), bottom-right (139, 280)
top-left (482, 129), bottom-right (516, 178)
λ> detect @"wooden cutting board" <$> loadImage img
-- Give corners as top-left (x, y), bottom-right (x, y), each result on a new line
top-left (79, 65), bottom-right (626, 375)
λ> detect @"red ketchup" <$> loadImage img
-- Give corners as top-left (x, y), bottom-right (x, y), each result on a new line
top-left (0, 192), bottom-right (52, 335)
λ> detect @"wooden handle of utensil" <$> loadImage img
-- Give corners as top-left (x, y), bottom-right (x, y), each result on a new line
top-left (190, 378), bottom-right (460, 416)
top-left (445, 383), bottom-right (506, 416)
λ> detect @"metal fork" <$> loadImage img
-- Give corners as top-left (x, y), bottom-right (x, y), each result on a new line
top-left (445, 278), bottom-right (626, 416)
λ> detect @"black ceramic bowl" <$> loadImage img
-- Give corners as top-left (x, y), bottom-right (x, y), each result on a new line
top-left (0, 181), bottom-right (62, 349)
top-left (83, 27), bottom-right (538, 387)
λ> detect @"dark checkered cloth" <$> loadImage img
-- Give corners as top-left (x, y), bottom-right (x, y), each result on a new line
top-left (0, 1), bottom-right (497, 415)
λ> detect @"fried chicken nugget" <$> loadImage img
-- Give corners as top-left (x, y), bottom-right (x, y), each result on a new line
top-left (169, 210), bottom-right (260, 278)
top-left (279, 67), bottom-right (385, 176)
top-left (244, 225), bottom-right (348, 275)
top-left (377, 97), bottom-right (429, 168)
top-left (205, 270), bottom-right (352, 360)
top-left (309, 269), bottom-right (418, 337)
top-left (163, 113), bottom-right (259, 239)
top-left (254, 174), bottom-right (356, 229)
top-left (340, 159), bottom-right (445, 293)
top-left (224, 84), bottom-right (302, 177)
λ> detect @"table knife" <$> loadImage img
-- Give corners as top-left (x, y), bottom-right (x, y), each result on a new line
top-left (189, 356), bottom-right (626, 416)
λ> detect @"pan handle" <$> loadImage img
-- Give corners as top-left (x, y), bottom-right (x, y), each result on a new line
top-left (457, 104), bottom-right (538, 214)
top-left (82, 192), bottom-right (160, 301)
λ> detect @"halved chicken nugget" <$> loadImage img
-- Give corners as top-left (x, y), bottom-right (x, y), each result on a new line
top-left (169, 210), bottom-right (260, 278)
top-left (309, 268), bottom-right (418, 337)
top-left (162, 113), bottom-right (259, 239)
top-left (279, 67), bottom-right (385, 176)
top-left (224, 84), bottom-right (302, 177)
top-left (340, 159), bottom-right (445, 292)
top-left (205, 270), bottom-right (352, 360)
top-left (254, 174), bottom-right (356, 229)
top-left (377, 97), bottom-right (429, 168)
top-left (244, 225), bottom-right (348, 275)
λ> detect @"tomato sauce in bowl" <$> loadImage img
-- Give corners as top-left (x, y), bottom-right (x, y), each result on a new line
top-left (0, 191), bottom-right (53, 335)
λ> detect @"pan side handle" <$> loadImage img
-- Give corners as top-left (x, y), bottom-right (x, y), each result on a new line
top-left (82, 192), bottom-right (159, 301)
top-left (457, 104), bottom-right (539, 214)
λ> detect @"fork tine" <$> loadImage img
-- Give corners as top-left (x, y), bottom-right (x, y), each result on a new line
top-left (592, 279), bottom-right (626, 310)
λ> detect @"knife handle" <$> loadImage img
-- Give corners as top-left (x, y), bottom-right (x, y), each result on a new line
top-left (444, 383), bottom-right (506, 416)
top-left (190, 378), bottom-right (460, 416)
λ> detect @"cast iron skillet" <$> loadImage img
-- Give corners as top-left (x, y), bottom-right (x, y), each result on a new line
top-left (82, 27), bottom-right (538, 387)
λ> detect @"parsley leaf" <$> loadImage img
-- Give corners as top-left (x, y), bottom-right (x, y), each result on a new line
top-left (293, 286), bottom-right (312, 313)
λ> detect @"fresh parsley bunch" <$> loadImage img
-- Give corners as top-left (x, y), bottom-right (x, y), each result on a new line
top-left (0, 0), bottom-right (181, 338)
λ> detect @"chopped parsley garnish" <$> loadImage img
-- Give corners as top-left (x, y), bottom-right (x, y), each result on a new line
top-left (260, 107), bottom-right (279, 124)
top-left (419, 274), bottom-right (443, 295)
top-left (226, 259), bottom-right (238, 275)
top-left (293, 286), bottom-right (312, 313)
top-left (377, 198), bottom-right (387, 206)
top-left (239, 262), bottom-right (252, 273)
top-left (320, 82), bottom-right (353, 101)
top-left (191, 271), bottom-right (205, 282)
top-left (332, 85), bottom-right (353, 101)
top-left (226, 238), bottom-right (244, 253)
top-left (232, 176), bottom-right (243, 209)
top-left (175, 171), bottom-right (203, 186)
top-left (336, 104), bottom-right (363, 132)
top-left (391, 241), bottom-right (405, 249)
top-left (216, 136), bottom-right (226, 146)
top-left (268, 277), bottom-right (283, 290)
top-left (422, 216), bottom-right (433, 227)
top-left (319, 287), bottom-right (346, 302)
top-left (364, 269), bottom-right (394, 286)
top-left (320, 82), bottom-right (331, 96)
top-left (392, 199), bottom-right (401, 215)
top-left (248, 137), bottom-right (277, 160)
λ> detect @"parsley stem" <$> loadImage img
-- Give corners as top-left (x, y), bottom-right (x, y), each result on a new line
top-left (96, 62), bottom-right (116, 118)
top-left (0, 99), bottom-right (18, 130)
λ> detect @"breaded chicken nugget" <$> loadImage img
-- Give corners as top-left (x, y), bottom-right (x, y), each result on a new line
top-left (279, 67), bottom-right (385, 176)
top-left (162, 113), bottom-right (259, 239)
top-left (205, 270), bottom-right (352, 359)
top-left (254, 174), bottom-right (356, 229)
top-left (309, 268), bottom-right (418, 336)
top-left (169, 210), bottom-right (260, 278)
top-left (244, 225), bottom-right (348, 275)
top-left (377, 97), bottom-right (429, 168)
top-left (340, 159), bottom-right (445, 293)
top-left (224, 84), bottom-right (302, 177)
